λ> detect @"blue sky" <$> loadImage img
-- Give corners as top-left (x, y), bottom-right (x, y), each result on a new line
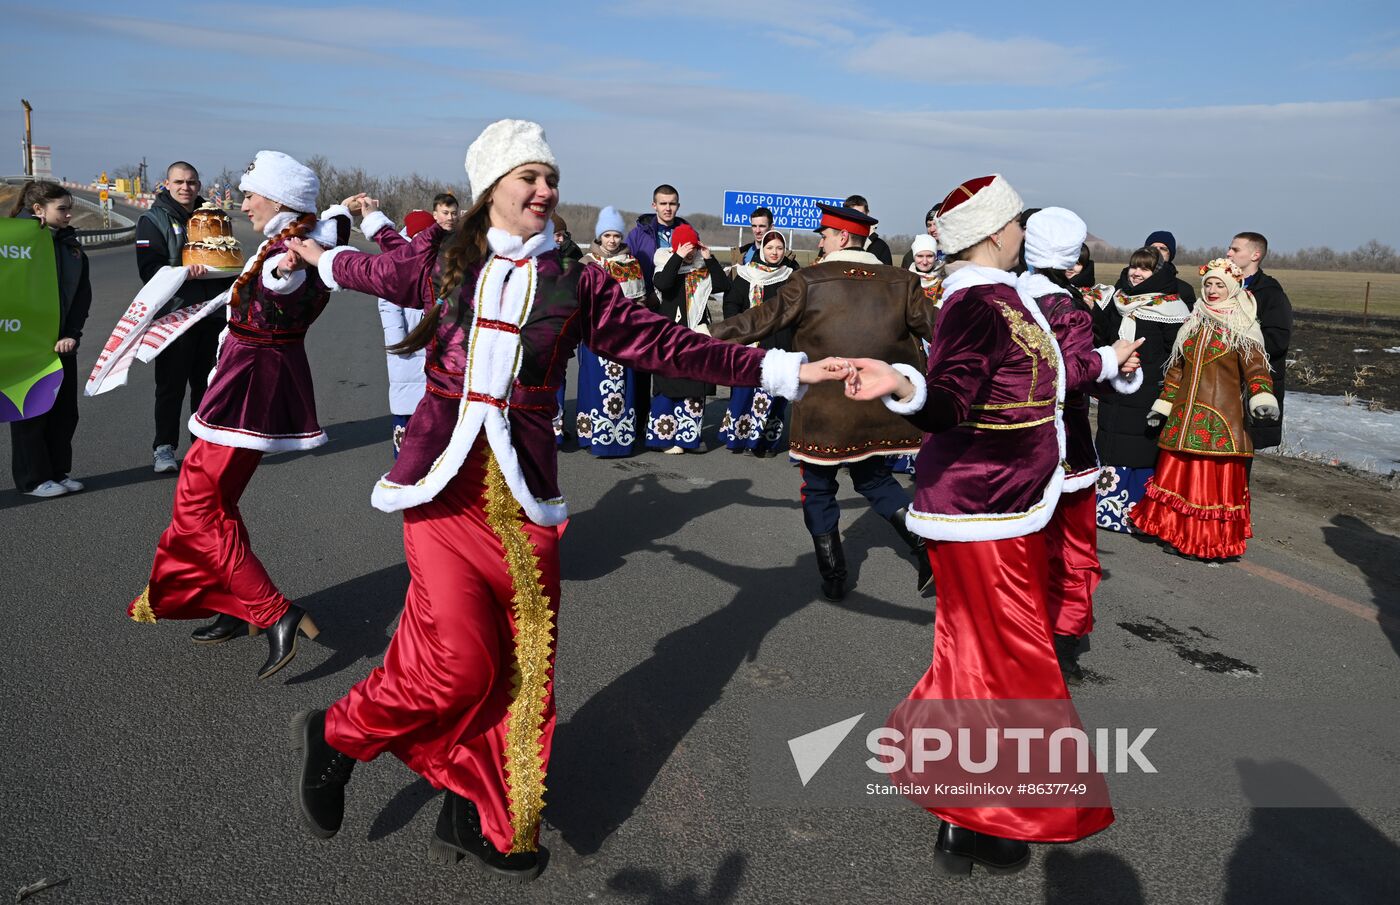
top-left (4, 0), bottom-right (1398, 250)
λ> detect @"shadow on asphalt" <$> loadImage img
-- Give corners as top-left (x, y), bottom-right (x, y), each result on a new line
top-left (549, 477), bottom-right (931, 858)
top-left (1224, 759), bottom-right (1400, 903)
top-left (367, 776), bottom-right (436, 843)
top-left (1043, 849), bottom-right (1144, 903)
top-left (282, 563), bottom-right (408, 686)
top-left (1321, 514), bottom-right (1400, 664)
top-left (608, 850), bottom-right (746, 904)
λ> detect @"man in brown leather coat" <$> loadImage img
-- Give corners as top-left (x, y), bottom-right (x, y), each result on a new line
top-left (710, 203), bottom-right (937, 600)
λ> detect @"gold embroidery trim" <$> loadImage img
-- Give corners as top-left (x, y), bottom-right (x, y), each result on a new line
top-left (1151, 483), bottom-right (1249, 511)
top-left (906, 498), bottom-right (1051, 523)
top-left (970, 399), bottom-right (1055, 411)
top-left (958, 413), bottom-right (1057, 430)
top-left (994, 300), bottom-right (1059, 403)
top-left (130, 586), bottom-right (157, 623)
top-left (483, 451), bottom-right (554, 854)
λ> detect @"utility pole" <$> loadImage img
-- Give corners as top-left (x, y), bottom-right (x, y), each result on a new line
top-left (20, 98), bottom-right (33, 177)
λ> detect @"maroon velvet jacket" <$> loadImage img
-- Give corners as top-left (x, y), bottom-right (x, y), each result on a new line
top-left (323, 223), bottom-right (789, 520)
top-left (1029, 281), bottom-right (1109, 492)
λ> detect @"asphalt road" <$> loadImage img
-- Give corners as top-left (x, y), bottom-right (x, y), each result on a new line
top-left (2, 215), bottom-right (1398, 905)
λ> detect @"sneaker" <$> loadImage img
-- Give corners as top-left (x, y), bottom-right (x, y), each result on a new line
top-left (25, 480), bottom-right (68, 498)
top-left (58, 476), bottom-right (84, 492)
top-left (153, 445), bottom-right (179, 473)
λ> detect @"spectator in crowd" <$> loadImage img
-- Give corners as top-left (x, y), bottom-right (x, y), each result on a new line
top-left (647, 224), bottom-right (730, 453)
top-left (8, 181), bottom-right (91, 498)
top-left (1086, 247), bottom-right (1193, 532)
top-left (552, 214), bottom-right (583, 270)
top-left (900, 204), bottom-right (942, 268)
top-left (626, 183), bottom-right (689, 293)
top-left (1067, 243), bottom-right (1092, 286)
top-left (136, 161), bottom-right (237, 474)
top-left (372, 208), bottom-right (435, 458)
top-left (1227, 231), bottom-right (1292, 457)
top-left (843, 194), bottom-right (893, 264)
top-left (576, 206), bottom-right (647, 457)
top-left (739, 206), bottom-right (773, 264)
top-left (721, 229), bottom-right (796, 456)
top-left (1131, 230), bottom-right (1196, 305)
top-left (906, 233), bottom-right (945, 302)
top-left (431, 192), bottom-right (460, 232)
top-left (1132, 258), bottom-right (1279, 558)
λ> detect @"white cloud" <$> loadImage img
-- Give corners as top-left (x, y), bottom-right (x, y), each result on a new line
top-left (846, 31), bottom-right (1107, 86)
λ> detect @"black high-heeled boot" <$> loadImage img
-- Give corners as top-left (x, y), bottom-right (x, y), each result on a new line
top-left (812, 531), bottom-right (847, 601)
top-left (290, 709), bottom-right (355, 839)
top-left (933, 820), bottom-right (1030, 875)
top-left (888, 508), bottom-right (935, 596)
top-left (1054, 633), bottom-right (1085, 686)
top-left (190, 613), bottom-right (256, 645)
top-left (258, 604), bottom-right (319, 680)
top-left (428, 790), bottom-right (543, 883)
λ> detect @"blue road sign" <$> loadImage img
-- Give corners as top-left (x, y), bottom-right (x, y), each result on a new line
top-left (722, 191), bottom-right (848, 231)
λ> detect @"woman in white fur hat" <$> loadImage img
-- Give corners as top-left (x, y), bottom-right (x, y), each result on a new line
top-left (283, 119), bottom-right (848, 881)
top-left (573, 205), bottom-right (645, 457)
top-left (127, 150), bottom-right (351, 682)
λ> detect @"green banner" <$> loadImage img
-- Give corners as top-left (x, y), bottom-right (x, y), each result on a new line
top-left (0, 217), bottom-right (61, 422)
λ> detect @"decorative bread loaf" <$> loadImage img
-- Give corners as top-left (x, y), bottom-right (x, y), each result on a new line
top-left (182, 203), bottom-right (243, 269)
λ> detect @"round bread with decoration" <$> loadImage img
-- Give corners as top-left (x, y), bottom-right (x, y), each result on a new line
top-left (182, 203), bottom-right (244, 269)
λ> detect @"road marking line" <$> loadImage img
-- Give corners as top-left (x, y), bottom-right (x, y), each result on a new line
top-left (1234, 560), bottom-right (1400, 632)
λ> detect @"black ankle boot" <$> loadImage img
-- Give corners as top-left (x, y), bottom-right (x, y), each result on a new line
top-left (1054, 633), bottom-right (1085, 686)
top-left (812, 531), bottom-right (847, 601)
top-left (933, 821), bottom-right (1030, 875)
top-left (888, 508), bottom-right (935, 596)
top-left (190, 613), bottom-right (254, 645)
top-left (428, 791), bottom-right (543, 883)
top-left (290, 709), bottom-right (355, 839)
top-left (258, 605), bottom-right (319, 681)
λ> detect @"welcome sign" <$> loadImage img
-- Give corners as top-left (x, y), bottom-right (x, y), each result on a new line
top-left (0, 218), bottom-right (61, 422)
top-left (722, 191), bottom-right (848, 231)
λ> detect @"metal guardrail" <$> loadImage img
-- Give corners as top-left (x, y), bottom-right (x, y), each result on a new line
top-left (75, 226), bottom-right (136, 248)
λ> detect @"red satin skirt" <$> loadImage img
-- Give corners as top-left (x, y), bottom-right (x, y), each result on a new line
top-left (325, 444), bottom-right (560, 856)
top-left (128, 439), bottom-right (290, 628)
top-left (1131, 450), bottom-right (1251, 559)
top-left (1044, 488), bottom-right (1101, 638)
top-left (910, 533), bottom-right (1114, 842)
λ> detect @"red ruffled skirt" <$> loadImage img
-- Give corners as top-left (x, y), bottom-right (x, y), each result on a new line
top-left (1131, 450), bottom-right (1251, 559)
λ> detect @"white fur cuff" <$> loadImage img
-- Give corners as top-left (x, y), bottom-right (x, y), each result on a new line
top-left (360, 210), bottom-right (394, 238)
top-left (760, 348), bottom-right (807, 401)
top-left (318, 246), bottom-right (352, 292)
top-left (1110, 366), bottom-right (1144, 395)
top-left (1150, 398), bottom-right (1174, 417)
top-left (1094, 346), bottom-right (1116, 383)
top-left (883, 363), bottom-right (928, 415)
top-left (261, 256), bottom-right (306, 295)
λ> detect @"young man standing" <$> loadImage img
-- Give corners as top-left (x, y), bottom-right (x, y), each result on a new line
top-left (710, 203), bottom-right (936, 599)
top-left (1228, 231), bottom-right (1292, 454)
top-left (740, 207), bottom-right (773, 264)
top-left (431, 192), bottom-right (460, 232)
top-left (134, 161), bottom-right (237, 473)
top-left (843, 194), bottom-right (893, 265)
top-left (626, 184), bottom-right (689, 294)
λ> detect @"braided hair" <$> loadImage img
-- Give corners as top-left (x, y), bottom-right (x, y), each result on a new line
top-left (230, 213), bottom-right (316, 310)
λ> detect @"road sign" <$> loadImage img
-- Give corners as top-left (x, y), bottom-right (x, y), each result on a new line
top-left (722, 190), bottom-right (847, 231)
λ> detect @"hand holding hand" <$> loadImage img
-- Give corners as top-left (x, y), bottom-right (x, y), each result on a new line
top-left (275, 248), bottom-right (307, 275)
top-left (359, 196), bottom-right (381, 217)
top-left (842, 358), bottom-right (911, 401)
top-left (287, 237), bottom-right (325, 266)
top-left (341, 193), bottom-right (366, 213)
top-left (1112, 338), bottom-right (1145, 367)
top-left (799, 357), bottom-right (856, 385)
top-left (1120, 352), bottom-right (1141, 375)
top-left (54, 337), bottom-right (76, 354)
top-left (185, 263), bottom-right (208, 279)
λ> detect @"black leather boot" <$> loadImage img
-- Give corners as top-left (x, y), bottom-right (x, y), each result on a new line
top-left (190, 613), bottom-right (255, 645)
top-left (428, 790), bottom-right (543, 883)
top-left (812, 531), bottom-right (847, 601)
top-left (889, 508), bottom-right (935, 596)
top-left (258, 604), bottom-right (319, 680)
top-left (933, 821), bottom-right (1030, 875)
top-left (290, 709), bottom-right (355, 839)
top-left (1054, 633), bottom-right (1085, 686)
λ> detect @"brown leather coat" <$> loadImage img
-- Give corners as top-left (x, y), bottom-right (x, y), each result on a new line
top-left (1151, 318), bottom-right (1277, 457)
top-left (710, 252), bottom-right (937, 463)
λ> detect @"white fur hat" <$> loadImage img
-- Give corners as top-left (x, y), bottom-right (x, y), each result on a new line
top-left (239, 150), bottom-right (319, 213)
top-left (464, 119), bottom-right (558, 203)
top-left (595, 205), bottom-right (626, 238)
top-left (935, 174), bottom-right (1023, 255)
top-left (910, 233), bottom-right (938, 255)
top-left (1023, 207), bottom-right (1087, 271)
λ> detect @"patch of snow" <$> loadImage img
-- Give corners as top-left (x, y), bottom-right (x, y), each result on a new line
top-left (1384, 346), bottom-right (1400, 354)
top-left (1353, 348), bottom-right (1372, 353)
top-left (1262, 392), bottom-right (1400, 475)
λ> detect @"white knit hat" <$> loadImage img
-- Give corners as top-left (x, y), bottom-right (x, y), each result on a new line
top-left (239, 150), bottom-right (319, 213)
top-left (464, 119), bottom-right (558, 203)
top-left (935, 174), bottom-right (1023, 255)
top-left (910, 233), bottom-right (938, 255)
top-left (1023, 207), bottom-right (1087, 271)
top-left (595, 205), bottom-right (626, 238)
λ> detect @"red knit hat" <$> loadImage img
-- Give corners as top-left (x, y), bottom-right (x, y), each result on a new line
top-left (403, 209), bottom-right (434, 237)
top-left (671, 223), bottom-right (701, 250)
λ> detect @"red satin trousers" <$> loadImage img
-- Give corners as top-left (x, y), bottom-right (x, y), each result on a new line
top-left (1043, 487), bottom-right (1102, 637)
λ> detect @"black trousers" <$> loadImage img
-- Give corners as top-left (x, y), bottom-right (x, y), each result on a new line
top-left (10, 353), bottom-right (79, 492)
top-left (153, 314), bottom-right (223, 450)
top-left (798, 456), bottom-right (910, 536)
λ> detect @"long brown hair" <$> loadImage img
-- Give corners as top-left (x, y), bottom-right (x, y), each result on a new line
top-left (387, 189), bottom-right (493, 355)
top-left (231, 213), bottom-right (316, 309)
top-left (9, 180), bottom-right (70, 217)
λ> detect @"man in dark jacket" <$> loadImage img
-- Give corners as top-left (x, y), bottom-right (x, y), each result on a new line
top-left (625, 183), bottom-right (689, 295)
top-left (738, 206), bottom-right (800, 270)
top-left (1229, 231), bottom-right (1292, 452)
top-left (1141, 230), bottom-right (1198, 305)
top-left (135, 161), bottom-right (236, 473)
top-left (711, 203), bottom-right (936, 600)
top-left (843, 194), bottom-right (892, 265)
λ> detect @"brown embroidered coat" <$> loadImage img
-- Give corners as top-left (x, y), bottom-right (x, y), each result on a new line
top-left (1151, 319), bottom-right (1277, 457)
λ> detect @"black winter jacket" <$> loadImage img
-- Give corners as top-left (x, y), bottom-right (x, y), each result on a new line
top-left (1245, 269), bottom-right (1292, 449)
top-left (135, 190), bottom-right (234, 315)
top-left (19, 213), bottom-right (92, 348)
top-left (652, 253), bottom-right (731, 398)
